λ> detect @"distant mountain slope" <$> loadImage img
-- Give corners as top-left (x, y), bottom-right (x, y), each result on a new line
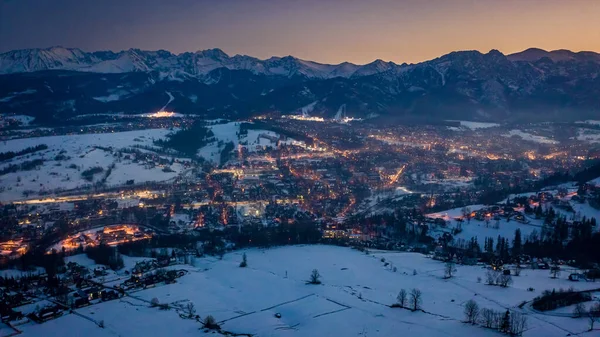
top-left (0, 46), bottom-right (396, 79)
top-left (507, 47), bottom-right (600, 63)
top-left (1, 47), bottom-right (600, 124)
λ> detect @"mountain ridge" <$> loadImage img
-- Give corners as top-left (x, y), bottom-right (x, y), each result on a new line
top-left (1, 46), bottom-right (600, 124)
top-left (2, 46), bottom-right (600, 78)
top-left (0, 46), bottom-right (404, 78)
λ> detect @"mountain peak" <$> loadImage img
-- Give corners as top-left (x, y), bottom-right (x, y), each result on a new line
top-left (487, 49), bottom-right (504, 56)
top-left (507, 48), bottom-right (600, 63)
top-left (195, 48), bottom-right (229, 59)
top-left (2, 46), bottom-right (598, 79)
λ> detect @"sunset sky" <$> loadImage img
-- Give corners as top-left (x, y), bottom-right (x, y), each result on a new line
top-left (1, 0), bottom-right (599, 64)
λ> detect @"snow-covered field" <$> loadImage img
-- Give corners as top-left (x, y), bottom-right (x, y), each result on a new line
top-left (197, 122), bottom-right (286, 164)
top-left (505, 130), bottom-right (559, 145)
top-left (575, 128), bottom-right (600, 143)
top-left (356, 187), bottom-right (413, 214)
top-left (448, 120), bottom-right (501, 130)
top-left (0, 129), bottom-right (185, 202)
top-left (18, 245), bottom-right (600, 337)
top-left (427, 206), bottom-right (544, 246)
top-left (576, 120), bottom-right (600, 126)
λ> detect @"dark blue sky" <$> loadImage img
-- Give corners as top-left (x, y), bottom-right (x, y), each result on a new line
top-left (1, 0), bottom-right (599, 64)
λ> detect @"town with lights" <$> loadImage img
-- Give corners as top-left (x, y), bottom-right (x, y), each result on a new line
top-left (0, 113), bottom-right (600, 335)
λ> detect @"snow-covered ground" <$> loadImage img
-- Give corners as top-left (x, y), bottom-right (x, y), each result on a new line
top-left (356, 187), bottom-right (413, 215)
top-left (416, 177), bottom-right (474, 190)
top-left (0, 113), bottom-right (35, 127)
top-left (427, 206), bottom-right (545, 247)
top-left (505, 130), bottom-right (559, 145)
top-left (18, 245), bottom-right (600, 337)
top-left (0, 129), bottom-right (185, 202)
top-left (92, 94), bottom-right (124, 102)
top-left (448, 120), bottom-right (501, 130)
top-left (574, 128), bottom-right (600, 143)
top-left (576, 120), bottom-right (600, 126)
top-left (197, 122), bottom-right (242, 163)
top-left (197, 122), bottom-right (286, 164)
top-left (0, 89), bottom-right (37, 103)
top-left (66, 253), bottom-right (149, 273)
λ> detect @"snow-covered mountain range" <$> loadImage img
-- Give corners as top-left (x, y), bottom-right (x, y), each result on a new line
top-left (1, 46), bottom-right (600, 124)
top-left (0, 46), bottom-right (406, 79)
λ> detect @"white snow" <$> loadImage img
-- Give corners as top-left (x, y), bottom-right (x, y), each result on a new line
top-left (17, 245), bottom-right (600, 337)
top-left (300, 101), bottom-right (318, 116)
top-left (159, 91), bottom-right (174, 111)
top-left (333, 104), bottom-right (346, 121)
top-left (197, 122), bottom-right (283, 164)
top-left (575, 120), bottom-right (600, 126)
top-left (574, 128), bottom-right (600, 143)
top-left (505, 130), bottom-right (559, 144)
top-left (0, 89), bottom-right (36, 102)
top-left (426, 205), bottom-right (546, 247)
top-left (0, 129), bottom-right (184, 202)
top-left (92, 94), bottom-right (123, 102)
top-left (448, 121), bottom-right (501, 130)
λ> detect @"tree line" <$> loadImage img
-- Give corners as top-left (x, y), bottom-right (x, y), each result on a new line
top-left (0, 144), bottom-right (48, 162)
top-left (0, 159), bottom-right (45, 176)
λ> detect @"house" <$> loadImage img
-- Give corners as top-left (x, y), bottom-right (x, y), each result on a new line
top-left (78, 287), bottom-right (102, 301)
top-left (100, 290), bottom-right (120, 301)
top-left (73, 297), bottom-right (90, 308)
top-left (569, 273), bottom-right (585, 282)
top-left (93, 267), bottom-right (108, 277)
top-left (0, 307), bottom-right (23, 323)
top-left (30, 306), bottom-right (62, 322)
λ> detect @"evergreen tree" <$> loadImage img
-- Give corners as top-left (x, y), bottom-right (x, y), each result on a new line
top-left (512, 229), bottom-right (522, 258)
top-left (500, 310), bottom-right (511, 333)
top-left (485, 237), bottom-right (494, 256)
top-left (535, 205), bottom-right (543, 218)
top-left (496, 235), bottom-right (502, 256)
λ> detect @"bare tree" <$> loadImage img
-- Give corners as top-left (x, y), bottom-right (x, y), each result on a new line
top-left (444, 261), bottom-right (457, 279)
top-left (308, 269), bottom-right (321, 284)
top-left (514, 263), bottom-right (522, 276)
top-left (498, 274), bottom-right (513, 288)
top-left (485, 270), bottom-right (498, 285)
top-left (550, 263), bottom-right (561, 279)
top-left (573, 302), bottom-right (586, 318)
top-left (464, 299), bottom-right (480, 324)
top-left (410, 288), bottom-right (422, 311)
top-left (509, 311), bottom-right (528, 336)
top-left (589, 303), bottom-right (600, 331)
top-left (397, 289), bottom-right (407, 308)
top-left (184, 302), bottom-right (196, 318)
top-left (480, 308), bottom-right (495, 328)
top-left (461, 207), bottom-right (471, 219)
